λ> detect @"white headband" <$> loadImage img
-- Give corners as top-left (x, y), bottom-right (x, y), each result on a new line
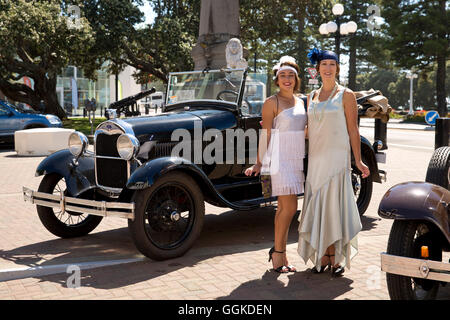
top-left (276, 65), bottom-right (298, 77)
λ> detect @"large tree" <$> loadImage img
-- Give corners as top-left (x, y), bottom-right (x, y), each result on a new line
top-left (0, 0), bottom-right (97, 118)
top-left (380, 0), bottom-right (448, 116)
top-left (92, 0), bottom-right (201, 84)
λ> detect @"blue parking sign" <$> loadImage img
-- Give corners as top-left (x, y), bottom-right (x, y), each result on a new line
top-left (425, 111), bottom-right (439, 125)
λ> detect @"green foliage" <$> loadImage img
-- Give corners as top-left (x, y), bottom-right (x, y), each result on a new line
top-left (0, 0), bottom-right (96, 117)
top-left (102, 0), bottom-right (200, 83)
top-left (402, 114), bottom-right (426, 124)
top-left (379, 0), bottom-right (449, 116)
top-left (63, 117), bottom-right (106, 135)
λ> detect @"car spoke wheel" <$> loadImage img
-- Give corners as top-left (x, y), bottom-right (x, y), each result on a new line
top-left (144, 184), bottom-right (195, 249)
top-left (386, 220), bottom-right (441, 300)
top-left (36, 173), bottom-right (103, 238)
top-left (128, 172), bottom-right (205, 260)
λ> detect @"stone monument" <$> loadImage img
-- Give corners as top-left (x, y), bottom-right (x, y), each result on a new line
top-left (191, 0), bottom-right (247, 70)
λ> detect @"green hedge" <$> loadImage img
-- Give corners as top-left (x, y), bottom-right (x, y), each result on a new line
top-left (63, 117), bottom-right (106, 135)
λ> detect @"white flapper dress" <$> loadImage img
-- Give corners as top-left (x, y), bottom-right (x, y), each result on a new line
top-left (261, 96), bottom-right (307, 196)
top-left (297, 85), bottom-right (362, 271)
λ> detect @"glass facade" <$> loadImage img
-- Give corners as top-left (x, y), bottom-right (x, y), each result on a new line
top-left (57, 66), bottom-right (110, 116)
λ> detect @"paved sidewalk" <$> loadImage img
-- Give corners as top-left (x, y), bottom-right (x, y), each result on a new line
top-left (0, 144), bottom-right (449, 300)
top-left (360, 118), bottom-right (434, 131)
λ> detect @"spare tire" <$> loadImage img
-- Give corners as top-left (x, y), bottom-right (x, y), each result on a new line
top-left (425, 146), bottom-right (450, 189)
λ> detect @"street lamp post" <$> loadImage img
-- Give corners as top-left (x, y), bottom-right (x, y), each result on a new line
top-left (406, 72), bottom-right (418, 116)
top-left (319, 3), bottom-right (357, 62)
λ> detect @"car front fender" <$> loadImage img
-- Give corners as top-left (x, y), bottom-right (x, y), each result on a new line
top-left (378, 181), bottom-right (450, 245)
top-left (126, 157), bottom-right (259, 211)
top-left (36, 149), bottom-right (96, 197)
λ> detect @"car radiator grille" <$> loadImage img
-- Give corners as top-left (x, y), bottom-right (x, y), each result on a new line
top-left (95, 133), bottom-right (128, 189)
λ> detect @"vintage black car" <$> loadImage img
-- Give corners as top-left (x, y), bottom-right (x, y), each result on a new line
top-left (379, 146), bottom-right (450, 300)
top-left (23, 68), bottom-right (387, 261)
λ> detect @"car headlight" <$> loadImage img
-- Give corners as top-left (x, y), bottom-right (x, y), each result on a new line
top-left (117, 134), bottom-right (140, 160)
top-left (45, 115), bottom-right (62, 124)
top-left (68, 131), bottom-right (89, 157)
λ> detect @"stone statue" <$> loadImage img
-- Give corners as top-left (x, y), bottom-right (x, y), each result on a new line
top-left (192, 0), bottom-right (247, 70)
top-left (225, 38), bottom-right (248, 69)
top-left (199, 0), bottom-right (240, 38)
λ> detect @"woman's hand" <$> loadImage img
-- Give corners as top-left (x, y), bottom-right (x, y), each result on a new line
top-left (245, 163), bottom-right (262, 176)
top-left (356, 161), bottom-right (370, 179)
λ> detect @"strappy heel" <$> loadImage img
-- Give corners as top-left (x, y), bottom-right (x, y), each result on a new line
top-left (268, 247), bottom-right (289, 273)
top-left (311, 254), bottom-right (331, 274)
top-left (329, 254), bottom-right (345, 277)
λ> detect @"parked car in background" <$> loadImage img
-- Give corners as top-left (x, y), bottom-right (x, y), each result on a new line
top-left (0, 100), bottom-right (62, 145)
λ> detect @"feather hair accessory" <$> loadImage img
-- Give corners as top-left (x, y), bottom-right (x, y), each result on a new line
top-left (307, 48), bottom-right (321, 65)
top-left (279, 55), bottom-right (296, 65)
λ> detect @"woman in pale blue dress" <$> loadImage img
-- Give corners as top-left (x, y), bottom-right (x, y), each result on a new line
top-left (246, 56), bottom-right (306, 273)
top-left (297, 49), bottom-right (370, 276)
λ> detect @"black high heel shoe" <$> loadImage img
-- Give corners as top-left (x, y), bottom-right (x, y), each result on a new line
top-left (268, 247), bottom-right (289, 273)
top-left (311, 254), bottom-right (331, 274)
top-left (329, 254), bottom-right (345, 277)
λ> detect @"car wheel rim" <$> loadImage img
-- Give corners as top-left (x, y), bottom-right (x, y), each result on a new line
top-left (143, 183), bottom-right (195, 250)
top-left (52, 178), bottom-right (89, 226)
top-left (411, 224), bottom-right (439, 299)
top-left (351, 170), bottom-right (361, 199)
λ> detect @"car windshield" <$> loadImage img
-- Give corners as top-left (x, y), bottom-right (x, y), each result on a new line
top-left (166, 69), bottom-right (246, 106)
top-left (3, 101), bottom-right (38, 114)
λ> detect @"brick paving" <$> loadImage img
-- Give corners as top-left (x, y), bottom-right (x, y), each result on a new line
top-left (0, 137), bottom-right (449, 300)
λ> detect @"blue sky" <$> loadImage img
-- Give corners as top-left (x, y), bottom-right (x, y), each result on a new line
top-left (139, 2), bottom-right (156, 26)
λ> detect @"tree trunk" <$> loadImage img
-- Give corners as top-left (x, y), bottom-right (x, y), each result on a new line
top-left (348, 39), bottom-right (357, 90)
top-left (348, 0), bottom-right (358, 90)
top-left (436, 53), bottom-right (447, 117)
top-left (0, 73), bottom-right (67, 119)
top-left (436, 0), bottom-right (447, 117)
top-left (295, 9), bottom-right (306, 93)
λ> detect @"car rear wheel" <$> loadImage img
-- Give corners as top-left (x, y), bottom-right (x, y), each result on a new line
top-left (128, 172), bottom-right (205, 260)
top-left (425, 146), bottom-right (450, 188)
top-left (351, 153), bottom-right (373, 216)
top-left (386, 220), bottom-right (441, 300)
top-left (36, 173), bottom-right (103, 238)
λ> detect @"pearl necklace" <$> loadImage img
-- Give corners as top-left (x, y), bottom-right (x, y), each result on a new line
top-left (312, 82), bottom-right (338, 122)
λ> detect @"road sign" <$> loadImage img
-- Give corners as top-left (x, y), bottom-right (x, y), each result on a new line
top-left (425, 110), bottom-right (439, 125)
top-left (308, 79), bottom-right (319, 85)
top-left (307, 68), bottom-right (318, 79)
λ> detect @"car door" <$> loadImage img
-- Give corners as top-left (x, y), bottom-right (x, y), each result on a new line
top-left (0, 104), bottom-right (15, 137)
top-left (0, 103), bottom-right (24, 138)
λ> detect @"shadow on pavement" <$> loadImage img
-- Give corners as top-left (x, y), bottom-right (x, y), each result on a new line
top-left (217, 270), bottom-right (354, 300)
top-left (0, 205), bottom-right (302, 285)
top-left (360, 215), bottom-right (381, 232)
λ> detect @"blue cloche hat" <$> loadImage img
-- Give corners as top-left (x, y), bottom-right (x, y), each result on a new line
top-left (307, 48), bottom-right (339, 65)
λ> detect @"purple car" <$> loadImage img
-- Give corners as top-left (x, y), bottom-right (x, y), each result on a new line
top-left (0, 100), bottom-right (62, 145)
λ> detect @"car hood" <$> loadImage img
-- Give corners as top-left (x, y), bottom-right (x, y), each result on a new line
top-left (111, 109), bottom-right (237, 142)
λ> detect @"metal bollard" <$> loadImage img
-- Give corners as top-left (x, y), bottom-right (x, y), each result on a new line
top-left (375, 118), bottom-right (388, 150)
top-left (435, 118), bottom-right (450, 149)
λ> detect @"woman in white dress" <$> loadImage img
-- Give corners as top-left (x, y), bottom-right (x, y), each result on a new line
top-left (297, 49), bottom-right (370, 276)
top-left (245, 56), bottom-right (307, 273)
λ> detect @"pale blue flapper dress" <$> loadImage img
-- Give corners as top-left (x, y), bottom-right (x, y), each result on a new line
top-left (297, 85), bottom-right (362, 271)
top-left (261, 96), bottom-right (307, 196)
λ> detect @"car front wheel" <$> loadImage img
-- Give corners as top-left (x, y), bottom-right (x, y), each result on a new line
top-left (386, 220), bottom-right (442, 300)
top-left (36, 173), bottom-right (103, 238)
top-left (128, 172), bottom-right (205, 260)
